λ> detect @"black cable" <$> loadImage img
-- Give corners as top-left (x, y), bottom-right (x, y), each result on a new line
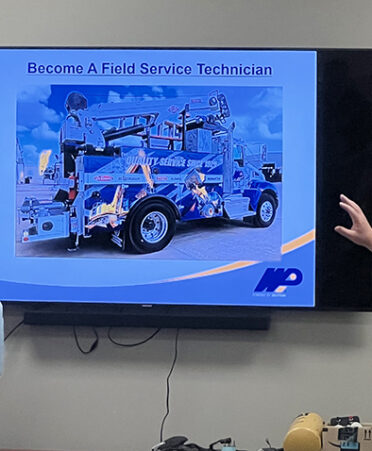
top-left (160, 328), bottom-right (180, 442)
top-left (72, 325), bottom-right (99, 354)
top-left (107, 327), bottom-right (161, 347)
top-left (4, 319), bottom-right (24, 342)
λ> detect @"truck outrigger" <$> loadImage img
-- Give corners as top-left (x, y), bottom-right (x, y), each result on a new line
top-left (19, 90), bottom-right (279, 254)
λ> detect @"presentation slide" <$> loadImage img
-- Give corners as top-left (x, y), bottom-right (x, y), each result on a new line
top-left (0, 49), bottom-right (316, 306)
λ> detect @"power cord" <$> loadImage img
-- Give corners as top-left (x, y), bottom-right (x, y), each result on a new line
top-left (4, 319), bottom-right (24, 342)
top-left (74, 326), bottom-right (161, 354)
top-left (72, 325), bottom-right (99, 354)
top-left (108, 327), bottom-right (161, 347)
top-left (160, 328), bottom-right (180, 442)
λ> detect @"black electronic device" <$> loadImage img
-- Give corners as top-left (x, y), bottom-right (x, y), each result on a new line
top-left (329, 416), bottom-right (361, 427)
top-left (0, 47), bottom-right (371, 328)
top-left (152, 436), bottom-right (245, 451)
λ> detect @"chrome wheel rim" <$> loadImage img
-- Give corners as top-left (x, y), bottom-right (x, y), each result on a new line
top-left (140, 211), bottom-right (168, 243)
top-left (260, 200), bottom-right (273, 223)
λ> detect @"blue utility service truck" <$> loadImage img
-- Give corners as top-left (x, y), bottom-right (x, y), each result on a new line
top-left (19, 91), bottom-right (279, 253)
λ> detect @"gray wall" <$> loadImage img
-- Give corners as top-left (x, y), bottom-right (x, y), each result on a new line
top-left (1, 1), bottom-right (372, 450)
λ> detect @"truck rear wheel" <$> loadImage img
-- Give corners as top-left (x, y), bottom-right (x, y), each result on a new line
top-left (128, 202), bottom-right (176, 253)
top-left (254, 193), bottom-right (276, 227)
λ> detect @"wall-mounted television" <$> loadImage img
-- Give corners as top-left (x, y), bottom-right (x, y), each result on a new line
top-left (3, 47), bottom-right (367, 325)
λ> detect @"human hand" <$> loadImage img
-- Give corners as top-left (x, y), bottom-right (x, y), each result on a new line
top-left (334, 194), bottom-right (372, 251)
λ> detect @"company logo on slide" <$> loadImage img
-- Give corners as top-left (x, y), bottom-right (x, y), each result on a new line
top-left (254, 268), bottom-right (303, 293)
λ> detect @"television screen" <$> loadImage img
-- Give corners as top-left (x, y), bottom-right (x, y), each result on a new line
top-left (1, 48), bottom-right (317, 307)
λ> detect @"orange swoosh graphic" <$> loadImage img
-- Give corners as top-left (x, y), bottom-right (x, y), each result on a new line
top-left (161, 229), bottom-right (315, 283)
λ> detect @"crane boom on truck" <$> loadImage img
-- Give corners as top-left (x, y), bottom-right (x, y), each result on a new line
top-left (19, 90), bottom-right (279, 254)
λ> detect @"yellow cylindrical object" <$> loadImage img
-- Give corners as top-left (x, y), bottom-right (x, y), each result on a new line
top-left (283, 413), bottom-right (323, 451)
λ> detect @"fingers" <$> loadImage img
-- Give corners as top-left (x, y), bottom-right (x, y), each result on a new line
top-left (340, 194), bottom-right (362, 213)
top-left (339, 201), bottom-right (362, 224)
top-left (334, 225), bottom-right (356, 241)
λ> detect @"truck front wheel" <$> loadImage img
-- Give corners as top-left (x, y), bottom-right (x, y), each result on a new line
top-left (128, 202), bottom-right (176, 253)
top-left (254, 193), bottom-right (276, 227)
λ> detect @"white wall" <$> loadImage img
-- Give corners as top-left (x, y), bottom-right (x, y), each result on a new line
top-left (1, 0), bottom-right (372, 49)
top-left (1, 1), bottom-right (372, 450)
top-left (2, 308), bottom-right (372, 451)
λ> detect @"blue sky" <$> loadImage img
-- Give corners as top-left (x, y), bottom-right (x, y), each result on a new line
top-left (16, 84), bottom-right (282, 173)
